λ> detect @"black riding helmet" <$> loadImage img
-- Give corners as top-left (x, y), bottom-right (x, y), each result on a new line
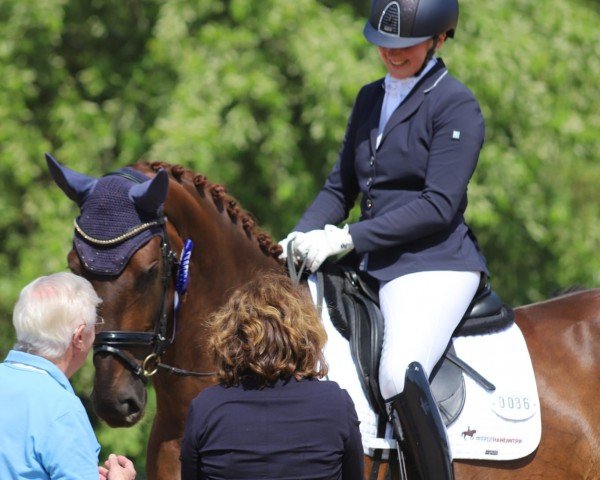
top-left (363, 0), bottom-right (459, 49)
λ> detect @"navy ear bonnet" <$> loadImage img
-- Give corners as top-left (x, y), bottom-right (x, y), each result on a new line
top-left (46, 154), bottom-right (168, 276)
top-left (74, 169), bottom-right (165, 275)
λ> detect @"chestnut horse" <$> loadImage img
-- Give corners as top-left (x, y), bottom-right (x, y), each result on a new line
top-left (47, 156), bottom-right (600, 480)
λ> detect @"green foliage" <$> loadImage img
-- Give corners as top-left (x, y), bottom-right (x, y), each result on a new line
top-left (147, 0), bottom-right (376, 235)
top-left (0, 0), bottom-right (598, 475)
top-left (445, 0), bottom-right (600, 302)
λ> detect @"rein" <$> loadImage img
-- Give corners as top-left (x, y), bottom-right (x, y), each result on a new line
top-left (87, 174), bottom-right (215, 382)
top-left (286, 240), bottom-right (324, 314)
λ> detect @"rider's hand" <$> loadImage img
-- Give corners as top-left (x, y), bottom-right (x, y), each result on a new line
top-left (293, 224), bottom-right (354, 272)
top-left (278, 231), bottom-right (304, 260)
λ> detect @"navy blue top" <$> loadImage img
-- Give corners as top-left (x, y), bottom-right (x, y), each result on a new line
top-left (295, 59), bottom-right (488, 281)
top-left (180, 378), bottom-right (364, 480)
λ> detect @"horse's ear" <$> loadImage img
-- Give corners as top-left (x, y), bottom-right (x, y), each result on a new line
top-left (129, 169), bottom-right (169, 213)
top-left (45, 153), bottom-right (98, 206)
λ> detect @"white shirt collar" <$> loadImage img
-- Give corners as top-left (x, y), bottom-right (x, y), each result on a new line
top-left (383, 58), bottom-right (438, 98)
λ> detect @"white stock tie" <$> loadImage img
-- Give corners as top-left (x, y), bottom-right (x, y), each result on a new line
top-left (376, 76), bottom-right (417, 148)
top-left (376, 59), bottom-right (438, 149)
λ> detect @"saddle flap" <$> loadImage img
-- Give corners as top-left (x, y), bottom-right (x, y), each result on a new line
top-left (320, 260), bottom-right (386, 414)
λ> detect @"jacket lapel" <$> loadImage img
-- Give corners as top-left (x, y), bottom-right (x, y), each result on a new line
top-left (369, 83), bottom-right (385, 154)
top-left (379, 61), bottom-right (448, 148)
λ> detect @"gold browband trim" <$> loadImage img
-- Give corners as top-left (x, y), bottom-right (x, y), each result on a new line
top-left (74, 218), bottom-right (162, 246)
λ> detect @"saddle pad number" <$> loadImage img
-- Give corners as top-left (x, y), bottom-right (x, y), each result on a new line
top-left (491, 392), bottom-right (538, 421)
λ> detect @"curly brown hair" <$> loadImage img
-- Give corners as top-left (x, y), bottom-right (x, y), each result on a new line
top-left (208, 273), bottom-right (328, 387)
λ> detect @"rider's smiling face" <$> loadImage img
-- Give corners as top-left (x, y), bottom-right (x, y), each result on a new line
top-left (377, 34), bottom-right (446, 79)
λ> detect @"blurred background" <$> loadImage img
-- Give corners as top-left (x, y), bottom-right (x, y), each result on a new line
top-left (1, 0), bottom-right (598, 476)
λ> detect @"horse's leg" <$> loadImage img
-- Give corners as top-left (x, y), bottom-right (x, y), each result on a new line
top-left (364, 456), bottom-right (398, 480)
top-left (145, 417), bottom-right (159, 480)
top-left (147, 375), bottom-right (212, 480)
top-left (146, 414), bottom-right (183, 480)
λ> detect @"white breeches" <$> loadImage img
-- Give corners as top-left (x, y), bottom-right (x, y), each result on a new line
top-left (378, 270), bottom-right (480, 400)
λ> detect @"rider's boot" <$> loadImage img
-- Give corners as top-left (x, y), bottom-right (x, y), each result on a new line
top-left (388, 361), bottom-right (454, 480)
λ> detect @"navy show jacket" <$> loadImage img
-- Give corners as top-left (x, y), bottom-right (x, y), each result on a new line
top-left (180, 378), bottom-right (364, 480)
top-left (295, 59), bottom-right (489, 281)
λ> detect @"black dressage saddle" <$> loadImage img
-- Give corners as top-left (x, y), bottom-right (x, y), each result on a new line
top-left (318, 254), bottom-right (515, 427)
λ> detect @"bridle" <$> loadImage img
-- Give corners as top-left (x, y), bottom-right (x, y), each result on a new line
top-left (82, 173), bottom-right (214, 383)
top-left (89, 216), bottom-right (215, 382)
top-left (90, 217), bottom-right (172, 382)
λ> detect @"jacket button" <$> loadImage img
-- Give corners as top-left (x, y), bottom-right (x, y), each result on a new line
top-left (369, 155), bottom-right (375, 166)
top-left (366, 177), bottom-right (372, 187)
top-left (366, 199), bottom-right (373, 209)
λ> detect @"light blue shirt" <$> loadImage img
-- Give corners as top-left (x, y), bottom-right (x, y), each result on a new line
top-left (0, 350), bottom-right (101, 479)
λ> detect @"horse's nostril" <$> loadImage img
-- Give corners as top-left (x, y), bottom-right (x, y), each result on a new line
top-left (114, 394), bottom-right (141, 417)
top-left (123, 398), bottom-right (141, 416)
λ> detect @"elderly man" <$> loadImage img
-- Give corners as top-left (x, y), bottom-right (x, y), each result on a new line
top-left (0, 272), bottom-right (136, 480)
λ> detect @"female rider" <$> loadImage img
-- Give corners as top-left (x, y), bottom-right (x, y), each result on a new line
top-left (281, 1), bottom-right (488, 478)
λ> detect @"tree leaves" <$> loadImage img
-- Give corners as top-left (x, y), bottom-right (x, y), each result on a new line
top-left (0, 0), bottom-right (598, 475)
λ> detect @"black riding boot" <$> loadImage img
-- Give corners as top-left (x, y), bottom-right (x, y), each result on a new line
top-left (389, 362), bottom-right (454, 480)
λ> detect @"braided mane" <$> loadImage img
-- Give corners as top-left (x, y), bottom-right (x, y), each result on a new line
top-left (142, 161), bottom-right (283, 261)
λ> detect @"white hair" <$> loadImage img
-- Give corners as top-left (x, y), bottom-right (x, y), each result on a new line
top-left (12, 272), bottom-right (102, 360)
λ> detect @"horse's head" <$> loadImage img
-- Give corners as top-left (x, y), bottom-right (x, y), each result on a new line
top-left (47, 154), bottom-right (285, 431)
top-left (47, 153), bottom-right (176, 426)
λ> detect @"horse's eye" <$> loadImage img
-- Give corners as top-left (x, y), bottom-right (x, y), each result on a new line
top-left (131, 262), bottom-right (159, 292)
top-left (140, 262), bottom-right (160, 281)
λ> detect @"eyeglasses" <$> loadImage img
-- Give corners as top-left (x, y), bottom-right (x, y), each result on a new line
top-left (73, 316), bottom-right (105, 338)
top-left (91, 316), bottom-right (105, 334)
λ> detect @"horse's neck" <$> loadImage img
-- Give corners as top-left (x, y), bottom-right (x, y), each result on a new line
top-left (163, 179), bottom-right (282, 360)
top-left (167, 176), bottom-right (281, 279)
top-left (154, 190), bottom-right (282, 420)
top-left (186, 201), bottom-right (281, 283)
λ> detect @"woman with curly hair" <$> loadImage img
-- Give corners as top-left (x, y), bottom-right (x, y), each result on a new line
top-left (180, 272), bottom-right (364, 479)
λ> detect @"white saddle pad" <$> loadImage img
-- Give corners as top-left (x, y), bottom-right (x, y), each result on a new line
top-left (447, 323), bottom-right (541, 460)
top-left (308, 275), bottom-right (542, 461)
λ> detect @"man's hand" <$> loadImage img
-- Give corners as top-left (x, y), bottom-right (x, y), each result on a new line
top-left (293, 224), bottom-right (354, 272)
top-left (99, 454), bottom-right (136, 480)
